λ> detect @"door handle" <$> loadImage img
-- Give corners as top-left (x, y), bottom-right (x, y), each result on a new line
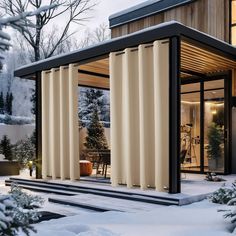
top-left (224, 129), bottom-right (227, 141)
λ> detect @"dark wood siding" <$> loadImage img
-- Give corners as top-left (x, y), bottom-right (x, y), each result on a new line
top-left (111, 0), bottom-right (230, 43)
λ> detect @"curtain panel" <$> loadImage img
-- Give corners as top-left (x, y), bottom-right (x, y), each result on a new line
top-left (41, 64), bottom-right (79, 181)
top-left (110, 40), bottom-right (170, 192)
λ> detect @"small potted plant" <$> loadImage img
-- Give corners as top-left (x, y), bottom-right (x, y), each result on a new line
top-left (206, 122), bottom-right (223, 171)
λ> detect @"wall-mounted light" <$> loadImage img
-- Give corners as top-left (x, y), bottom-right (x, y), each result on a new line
top-left (211, 107), bottom-right (217, 115)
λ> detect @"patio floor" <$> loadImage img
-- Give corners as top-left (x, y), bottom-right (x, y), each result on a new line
top-left (6, 170), bottom-right (236, 205)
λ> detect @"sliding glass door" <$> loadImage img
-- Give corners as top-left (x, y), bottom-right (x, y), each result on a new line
top-left (181, 76), bottom-right (230, 174)
top-left (204, 80), bottom-right (225, 173)
top-left (181, 83), bottom-right (201, 172)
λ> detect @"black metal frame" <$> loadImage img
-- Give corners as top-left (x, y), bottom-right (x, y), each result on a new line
top-left (230, 0), bottom-right (232, 44)
top-left (180, 73), bottom-right (232, 175)
top-left (225, 71), bottom-right (232, 174)
top-left (169, 36), bottom-right (181, 193)
top-left (78, 69), bottom-right (109, 79)
top-left (35, 72), bottom-right (42, 179)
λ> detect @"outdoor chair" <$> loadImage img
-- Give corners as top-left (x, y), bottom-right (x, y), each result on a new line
top-left (96, 150), bottom-right (111, 178)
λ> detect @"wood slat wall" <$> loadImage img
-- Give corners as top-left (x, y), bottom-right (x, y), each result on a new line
top-left (181, 41), bottom-right (236, 76)
top-left (111, 0), bottom-right (230, 43)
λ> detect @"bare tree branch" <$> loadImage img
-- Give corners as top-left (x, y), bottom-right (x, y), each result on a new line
top-left (0, 0), bottom-right (97, 61)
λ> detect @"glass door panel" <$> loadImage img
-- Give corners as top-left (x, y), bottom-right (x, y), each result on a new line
top-left (181, 78), bottom-right (227, 174)
top-left (181, 83), bottom-right (201, 172)
top-left (204, 80), bottom-right (225, 173)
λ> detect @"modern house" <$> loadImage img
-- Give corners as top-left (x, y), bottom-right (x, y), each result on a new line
top-left (14, 0), bottom-right (236, 194)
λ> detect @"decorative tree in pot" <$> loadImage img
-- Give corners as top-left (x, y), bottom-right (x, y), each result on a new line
top-left (206, 122), bottom-right (223, 171)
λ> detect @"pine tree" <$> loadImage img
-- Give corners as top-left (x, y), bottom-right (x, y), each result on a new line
top-left (5, 92), bottom-right (9, 114)
top-left (84, 106), bottom-right (108, 150)
top-left (79, 88), bottom-right (105, 123)
top-left (9, 92), bottom-right (13, 115)
top-left (0, 135), bottom-right (13, 161)
top-left (0, 91), bottom-right (4, 114)
top-left (4, 92), bottom-right (13, 115)
top-left (30, 89), bottom-right (36, 116)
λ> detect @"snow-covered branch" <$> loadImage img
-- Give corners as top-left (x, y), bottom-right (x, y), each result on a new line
top-left (0, 3), bottom-right (58, 61)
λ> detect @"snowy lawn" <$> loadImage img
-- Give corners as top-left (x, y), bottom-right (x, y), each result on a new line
top-left (2, 174), bottom-right (236, 235)
top-left (21, 200), bottom-right (235, 236)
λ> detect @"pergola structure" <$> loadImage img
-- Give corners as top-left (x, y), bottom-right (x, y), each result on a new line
top-left (14, 21), bottom-right (236, 194)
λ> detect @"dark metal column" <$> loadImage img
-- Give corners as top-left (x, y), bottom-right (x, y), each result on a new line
top-left (169, 36), bottom-right (181, 193)
top-left (35, 72), bottom-right (42, 179)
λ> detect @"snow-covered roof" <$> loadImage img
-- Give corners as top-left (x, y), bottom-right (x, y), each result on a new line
top-left (14, 21), bottom-right (236, 79)
top-left (109, 0), bottom-right (196, 28)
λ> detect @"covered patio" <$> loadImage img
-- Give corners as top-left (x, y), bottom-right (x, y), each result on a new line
top-left (14, 21), bottom-right (236, 194)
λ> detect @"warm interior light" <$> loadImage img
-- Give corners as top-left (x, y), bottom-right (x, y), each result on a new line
top-left (181, 101), bottom-right (200, 104)
top-left (210, 104), bottom-right (219, 115)
top-left (211, 108), bottom-right (217, 115)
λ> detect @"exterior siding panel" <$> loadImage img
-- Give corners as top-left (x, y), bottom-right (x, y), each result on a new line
top-left (111, 0), bottom-right (230, 43)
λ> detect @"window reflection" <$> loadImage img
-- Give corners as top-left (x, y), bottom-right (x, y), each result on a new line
top-left (231, 0), bottom-right (236, 45)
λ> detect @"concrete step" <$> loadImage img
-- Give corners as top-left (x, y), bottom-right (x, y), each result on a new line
top-left (48, 197), bottom-right (124, 212)
top-left (6, 178), bottom-right (180, 206)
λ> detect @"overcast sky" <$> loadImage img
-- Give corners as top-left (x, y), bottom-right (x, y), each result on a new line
top-left (88, 0), bottom-right (146, 27)
top-left (6, 1), bottom-right (147, 42)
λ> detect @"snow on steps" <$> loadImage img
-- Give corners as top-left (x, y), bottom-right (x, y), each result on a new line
top-left (5, 178), bottom-right (179, 206)
top-left (5, 177), bottom-right (209, 206)
top-left (48, 197), bottom-right (125, 212)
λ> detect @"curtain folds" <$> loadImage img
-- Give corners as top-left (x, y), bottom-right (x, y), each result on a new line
top-left (110, 40), bottom-right (169, 192)
top-left (42, 64), bottom-right (79, 180)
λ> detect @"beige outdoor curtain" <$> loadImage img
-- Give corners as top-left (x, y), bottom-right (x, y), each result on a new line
top-left (110, 40), bottom-right (169, 192)
top-left (41, 64), bottom-right (80, 181)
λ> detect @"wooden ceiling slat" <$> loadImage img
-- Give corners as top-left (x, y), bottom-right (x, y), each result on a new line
top-left (79, 58), bottom-right (110, 76)
top-left (182, 42), bottom-right (236, 66)
top-left (78, 73), bottom-right (109, 89)
top-left (182, 49), bottom-right (235, 67)
top-left (181, 41), bottom-right (236, 77)
top-left (181, 50), bottom-right (236, 68)
top-left (181, 59), bottom-right (212, 70)
top-left (181, 47), bottom-right (236, 67)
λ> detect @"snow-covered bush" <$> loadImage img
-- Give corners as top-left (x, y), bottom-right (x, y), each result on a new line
top-left (0, 185), bottom-right (44, 236)
top-left (0, 195), bottom-right (15, 235)
top-left (209, 183), bottom-right (236, 205)
top-left (0, 114), bottom-right (34, 125)
top-left (14, 136), bottom-right (35, 168)
top-left (9, 185), bottom-right (44, 209)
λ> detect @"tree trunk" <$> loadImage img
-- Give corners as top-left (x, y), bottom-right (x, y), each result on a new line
top-left (34, 15), bottom-right (41, 62)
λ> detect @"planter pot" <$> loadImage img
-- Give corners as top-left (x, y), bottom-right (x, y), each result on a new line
top-left (80, 160), bottom-right (92, 176)
top-left (208, 157), bottom-right (223, 172)
top-left (0, 161), bottom-right (20, 176)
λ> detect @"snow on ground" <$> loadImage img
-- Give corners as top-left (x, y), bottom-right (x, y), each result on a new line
top-left (1, 173), bottom-right (236, 235)
top-left (25, 200), bottom-right (235, 236)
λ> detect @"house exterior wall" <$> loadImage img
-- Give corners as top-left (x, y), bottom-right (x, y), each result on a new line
top-left (110, 0), bottom-right (230, 43)
top-left (0, 124), bottom-right (35, 144)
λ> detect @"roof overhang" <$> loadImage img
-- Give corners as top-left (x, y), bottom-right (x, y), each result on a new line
top-left (109, 0), bottom-right (197, 28)
top-left (14, 21), bottom-right (236, 79)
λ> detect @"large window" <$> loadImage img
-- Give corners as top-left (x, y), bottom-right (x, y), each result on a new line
top-left (181, 78), bottom-right (227, 174)
top-left (231, 0), bottom-right (236, 45)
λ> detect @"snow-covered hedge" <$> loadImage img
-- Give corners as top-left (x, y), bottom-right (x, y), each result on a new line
top-left (210, 182), bottom-right (236, 232)
top-left (209, 183), bottom-right (236, 205)
top-left (0, 115), bottom-right (34, 125)
top-left (0, 185), bottom-right (43, 236)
